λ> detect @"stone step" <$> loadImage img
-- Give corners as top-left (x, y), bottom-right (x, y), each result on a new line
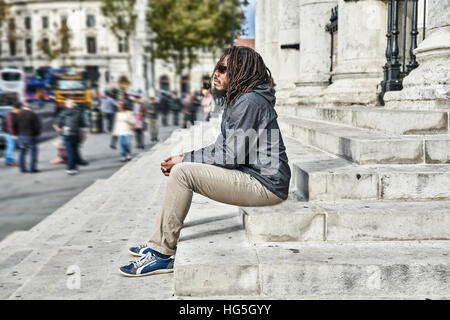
top-left (240, 198), bottom-right (450, 243)
top-left (295, 161), bottom-right (450, 201)
top-left (284, 136), bottom-right (450, 201)
top-left (174, 195), bottom-right (450, 298)
top-left (279, 116), bottom-right (450, 164)
top-left (276, 104), bottom-right (449, 135)
top-left (254, 241), bottom-right (450, 298)
top-left (174, 195), bottom-right (259, 297)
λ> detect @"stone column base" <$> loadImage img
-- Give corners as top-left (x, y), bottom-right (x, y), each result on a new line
top-left (283, 82), bottom-right (329, 106)
top-left (288, 77), bottom-right (382, 107)
top-left (384, 26), bottom-right (450, 110)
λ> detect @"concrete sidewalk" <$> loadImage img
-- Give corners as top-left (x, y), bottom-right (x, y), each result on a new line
top-left (0, 117), bottom-right (448, 300)
top-left (0, 121), bottom-right (227, 300)
top-left (0, 118), bottom-right (179, 241)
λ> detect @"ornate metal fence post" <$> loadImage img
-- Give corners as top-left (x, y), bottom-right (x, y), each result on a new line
top-left (378, 0), bottom-right (427, 105)
top-left (407, 0), bottom-right (419, 73)
top-left (325, 6), bottom-right (338, 85)
top-left (386, 0), bottom-right (402, 91)
top-left (379, 0), bottom-right (393, 105)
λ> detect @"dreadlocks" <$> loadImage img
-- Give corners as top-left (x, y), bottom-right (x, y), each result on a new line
top-left (213, 46), bottom-right (273, 107)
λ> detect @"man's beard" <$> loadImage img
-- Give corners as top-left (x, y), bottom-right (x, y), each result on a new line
top-left (212, 87), bottom-right (227, 99)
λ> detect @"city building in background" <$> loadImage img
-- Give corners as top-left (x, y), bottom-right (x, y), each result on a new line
top-left (0, 0), bottom-right (223, 96)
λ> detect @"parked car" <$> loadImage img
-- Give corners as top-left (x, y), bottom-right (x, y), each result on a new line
top-left (0, 92), bottom-right (17, 152)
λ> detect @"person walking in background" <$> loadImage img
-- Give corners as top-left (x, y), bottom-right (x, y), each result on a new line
top-left (180, 93), bottom-right (197, 129)
top-left (53, 99), bottom-right (87, 175)
top-left (132, 93), bottom-right (145, 150)
top-left (14, 102), bottom-right (42, 173)
top-left (102, 90), bottom-right (117, 133)
top-left (109, 88), bottom-right (120, 149)
top-left (145, 96), bottom-right (159, 143)
top-left (170, 91), bottom-right (182, 126)
top-left (113, 100), bottom-right (136, 162)
top-left (201, 87), bottom-right (216, 122)
top-left (158, 92), bottom-right (170, 126)
top-left (3, 104), bottom-right (21, 167)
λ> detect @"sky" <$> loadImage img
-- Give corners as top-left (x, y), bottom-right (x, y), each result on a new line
top-left (241, 0), bottom-right (255, 39)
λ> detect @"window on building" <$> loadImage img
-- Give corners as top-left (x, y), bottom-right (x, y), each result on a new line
top-left (87, 15), bottom-right (96, 28)
top-left (181, 75), bottom-right (189, 94)
top-left (87, 37), bottom-right (97, 54)
top-left (42, 16), bottom-right (49, 29)
top-left (118, 37), bottom-right (128, 53)
top-left (160, 75), bottom-right (170, 92)
top-left (25, 17), bottom-right (31, 30)
top-left (9, 41), bottom-right (16, 56)
top-left (25, 39), bottom-right (32, 55)
top-left (24, 67), bottom-right (34, 75)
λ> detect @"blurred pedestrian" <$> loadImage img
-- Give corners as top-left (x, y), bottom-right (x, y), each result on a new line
top-left (113, 100), bottom-right (136, 162)
top-left (180, 93), bottom-right (197, 129)
top-left (158, 92), bottom-right (170, 126)
top-left (102, 90), bottom-right (117, 133)
top-left (170, 91), bottom-right (182, 126)
top-left (14, 102), bottom-right (42, 173)
top-left (49, 134), bottom-right (88, 166)
top-left (145, 96), bottom-right (159, 143)
top-left (3, 104), bottom-right (21, 167)
top-left (53, 99), bottom-right (87, 175)
top-left (50, 138), bottom-right (66, 165)
top-left (132, 93), bottom-right (145, 149)
top-left (201, 88), bottom-right (216, 122)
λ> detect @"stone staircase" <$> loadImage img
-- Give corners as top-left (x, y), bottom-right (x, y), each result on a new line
top-left (1, 106), bottom-right (449, 299)
top-left (173, 104), bottom-right (450, 299)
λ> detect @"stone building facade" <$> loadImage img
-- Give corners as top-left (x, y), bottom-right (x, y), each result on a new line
top-left (255, 0), bottom-right (448, 110)
top-left (0, 0), bottom-right (217, 96)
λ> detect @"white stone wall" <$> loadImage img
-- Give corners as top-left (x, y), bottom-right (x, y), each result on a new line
top-left (277, 0), bottom-right (299, 89)
top-left (298, 0), bottom-right (337, 85)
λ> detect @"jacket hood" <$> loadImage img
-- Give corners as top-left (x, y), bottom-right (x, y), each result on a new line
top-left (253, 82), bottom-right (276, 107)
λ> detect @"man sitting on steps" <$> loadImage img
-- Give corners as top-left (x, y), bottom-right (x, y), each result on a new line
top-left (119, 46), bottom-right (292, 277)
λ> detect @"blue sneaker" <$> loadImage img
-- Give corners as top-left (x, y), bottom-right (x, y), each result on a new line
top-left (119, 253), bottom-right (174, 277)
top-left (128, 244), bottom-right (159, 257)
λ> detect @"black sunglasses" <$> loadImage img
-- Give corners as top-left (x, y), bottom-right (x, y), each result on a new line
top-left (217, 65), bottom-right (227, 74)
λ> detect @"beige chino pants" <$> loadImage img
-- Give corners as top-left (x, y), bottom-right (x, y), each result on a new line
top-left (148, 162), bottom-right (284, 256)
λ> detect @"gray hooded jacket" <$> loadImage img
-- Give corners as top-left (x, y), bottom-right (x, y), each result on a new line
top-left (183, 82), bottom-right (291, 200)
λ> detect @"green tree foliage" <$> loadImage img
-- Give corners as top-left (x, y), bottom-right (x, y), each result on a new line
top-left (37, 19), bottom-right (73, 63)
top-left (147, 0), bottom-right (245, 75)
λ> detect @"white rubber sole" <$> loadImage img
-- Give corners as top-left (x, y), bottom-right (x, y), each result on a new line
top-left (119, 268), bottom-right (174, 277)
top-left (128, 249), bottom-right (145, 257)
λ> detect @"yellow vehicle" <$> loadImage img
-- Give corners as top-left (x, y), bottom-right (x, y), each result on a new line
top-left (53, 72), bottom-right (92, 110)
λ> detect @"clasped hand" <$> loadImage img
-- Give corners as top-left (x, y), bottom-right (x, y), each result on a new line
top-left (160, 154), bottom-right (184, 176)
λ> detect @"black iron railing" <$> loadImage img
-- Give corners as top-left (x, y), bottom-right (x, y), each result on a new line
top-left (379, 0), bottom-right (426, 105)
top-left (325, 6), bottom-right (338, 84)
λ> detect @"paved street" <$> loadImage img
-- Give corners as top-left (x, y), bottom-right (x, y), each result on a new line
top-left (0, 109), bottom-right (184, 242)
